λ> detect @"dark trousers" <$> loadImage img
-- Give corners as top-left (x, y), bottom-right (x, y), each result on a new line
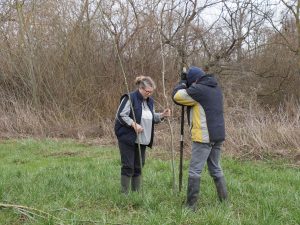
top-left (118, 141), bottom-right (146, 177)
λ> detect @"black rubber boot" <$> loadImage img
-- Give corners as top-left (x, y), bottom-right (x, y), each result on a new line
top-left (121, 175), bottom-right (131, 194)
top-left (131, 176), bottom-right (141, 192)
top-left (214, 176), bottom-right (228, 202)
top-left (186, 176), bottom-right (200, 211)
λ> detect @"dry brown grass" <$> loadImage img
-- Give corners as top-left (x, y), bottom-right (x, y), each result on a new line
top-left (0, 93), bottom-right (299, 163)
top-left (0, 96), bottom-right (103, 140)
top-left (224, 95), bottom-right (300, 161)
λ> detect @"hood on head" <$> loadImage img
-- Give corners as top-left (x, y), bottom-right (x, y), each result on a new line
top-left (197, 75), bottom-right (218, 87)
top-left (187, 66), bottom-right (205, 86)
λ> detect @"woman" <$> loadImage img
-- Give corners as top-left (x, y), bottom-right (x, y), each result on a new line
top-left (114, 76), bottom-right (170, 194)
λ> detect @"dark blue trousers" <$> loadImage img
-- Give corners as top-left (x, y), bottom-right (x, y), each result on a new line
top-left (118, 141), bottom-right (146, 177)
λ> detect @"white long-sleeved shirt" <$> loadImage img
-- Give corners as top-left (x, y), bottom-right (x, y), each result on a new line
top-left (118, 98), bottom-right (162, 145)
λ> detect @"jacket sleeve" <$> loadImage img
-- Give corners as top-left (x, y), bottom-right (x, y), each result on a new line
top-left (172, 82), bottom-right (197, 106)
top-left (153, 112), bottom-right (163, 124)
top-left (115, 95), bottom-right (133, 127)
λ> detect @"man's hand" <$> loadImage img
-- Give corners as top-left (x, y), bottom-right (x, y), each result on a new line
top-left (131, 122), bottom-right (144, 133)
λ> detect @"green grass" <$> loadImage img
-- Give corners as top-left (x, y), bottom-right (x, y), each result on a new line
top-left (0, 139), bottom-right (299, 225)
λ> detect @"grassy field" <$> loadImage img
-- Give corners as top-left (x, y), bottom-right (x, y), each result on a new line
top-left (0, 139), bottom-right (299, 225)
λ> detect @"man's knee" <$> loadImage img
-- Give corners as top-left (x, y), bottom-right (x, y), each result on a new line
top-left (209, 169), bottom-right (223, 179)
top-left (188, 170), bottom-right (201, 178)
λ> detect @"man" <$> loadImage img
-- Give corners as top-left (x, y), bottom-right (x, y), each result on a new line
top-left (172, 66), bottom-right (228, 210)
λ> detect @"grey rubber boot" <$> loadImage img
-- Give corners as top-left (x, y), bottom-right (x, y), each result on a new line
top-left (131, 176), bottom-right (141, 192)
top-left (121, 175), bottom-right (131, 194)
top-left (214, 176), bottom-right (228, 202)
top-left (186, 176), bottom-right (200, 211)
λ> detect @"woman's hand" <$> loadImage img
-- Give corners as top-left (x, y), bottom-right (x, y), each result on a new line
top-left (162, 108), bottom-right (171, 117)
top-left (131, 122), bottom-right (144, 133)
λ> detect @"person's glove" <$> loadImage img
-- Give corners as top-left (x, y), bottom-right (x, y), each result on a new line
top-left (181, 71), bottom-right (187, 80)
top-left (179, 67), bottom-right (188, 85)
top-left (179, 70), bottom-right (187, 86)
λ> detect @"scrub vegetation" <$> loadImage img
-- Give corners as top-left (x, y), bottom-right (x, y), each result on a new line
top-left (0, 0), bottom-right (299, 159)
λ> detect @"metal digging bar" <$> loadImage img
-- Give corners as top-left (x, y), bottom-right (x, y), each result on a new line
top-left (179, 67), bottom-right (187, 192)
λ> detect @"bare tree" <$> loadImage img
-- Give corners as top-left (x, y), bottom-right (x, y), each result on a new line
top-left (262, 0), bottom-right (299, 72)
